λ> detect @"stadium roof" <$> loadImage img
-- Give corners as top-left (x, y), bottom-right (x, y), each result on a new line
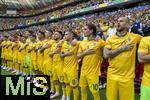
top-left (0, 0), bottom-right (60, 10)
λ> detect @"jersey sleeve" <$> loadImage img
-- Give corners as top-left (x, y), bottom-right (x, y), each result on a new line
top-left (94, 39), bottom-right (105, 50)
top-left (138, 38), bottom-right (148, 53)
top-left (104, 38), bottom-right (112, 49)
top-left (78, 42), bottom-right (83, 53)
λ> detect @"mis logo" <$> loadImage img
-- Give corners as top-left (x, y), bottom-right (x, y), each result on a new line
top-left (0, 75), bottom-right (50, 98)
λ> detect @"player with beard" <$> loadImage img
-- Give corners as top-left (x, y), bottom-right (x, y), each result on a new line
top-left (103, 17), bottom-right (142, 100)
top-left (39, 30), bottom-right (55, 93)
top-left (49, 31), bottom-right (66, 99)
top-left (60, 30), bottom-right (79, 100)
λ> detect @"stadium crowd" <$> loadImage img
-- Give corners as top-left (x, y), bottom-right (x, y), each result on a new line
top-left (0, 0), bottom-right (111, 30)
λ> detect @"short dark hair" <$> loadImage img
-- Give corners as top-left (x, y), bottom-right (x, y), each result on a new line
top-left (28, 30), bottom-right (34, 35)
top-left (55, 31), bottom-right (62, 36)
top-left (86, 23), bottom-right (97, 36)
top-left (39, 31), bottom-right (45, 37)
top-left (55, 31), bottom-right (63, 39)
top-left (47, 29), bottom-right (53, 34)
top-left (66, 29), bottom-right (78, 39)
top-left (31, 34), bottom-right (36, 39)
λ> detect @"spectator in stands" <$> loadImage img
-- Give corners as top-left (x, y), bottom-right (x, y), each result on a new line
top-left (142, 19), bottom-right (150, 36)
top-left (100, 21), bottom-right (109, 40)
top-left (107, 22), bottom-right (117, 37)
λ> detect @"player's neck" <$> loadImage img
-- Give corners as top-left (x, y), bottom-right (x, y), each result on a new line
top-left (68, 38), bottom-right (73, 43)
top-left (32, 40), bottom-right (36, 43)
top-left (87, 35), bottom-right (95, 41)
top-left (116, 30), bottom-right (128, 37)
top-left (46, 37), bottom-right (51, 40)
top-left (40, 38), bottom-right (45, 41)
top-left (56, 38), bottom-right (61, 42)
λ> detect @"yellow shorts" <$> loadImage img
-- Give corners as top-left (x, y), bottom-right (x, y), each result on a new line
top-left (20, 59), bottom-right (26, 67)
top-left (13, 58), bottom-right (19, 68)
top-left (64, 70), bottom-right (78, 87)
top-left (43, 61), bottom-right (52, 75)
top-left (31, 60), bottom-right (38, 70)
top-left (106, 77), bottom-right (134, 100)
top-left (46, 64), bottom-right (53, 76)
top-left (7, 60), bottom-right (13, 68)
top-left (79, 72), bottom-right (99, 93)
top-left (53, 67), bottom-right (64, 83)
top-left (42, 61), bottom-right (46, 74)
top-left (31, 60), bottom-right (36, 69)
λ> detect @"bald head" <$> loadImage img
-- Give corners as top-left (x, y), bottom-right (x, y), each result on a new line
top-left (117, 17), bottom-right (129, 32)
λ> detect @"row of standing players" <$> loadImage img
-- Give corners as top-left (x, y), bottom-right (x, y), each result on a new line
top-left (1, 17), bottom-right (150, 100)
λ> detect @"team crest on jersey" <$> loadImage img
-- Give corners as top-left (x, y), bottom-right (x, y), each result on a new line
top-left (93, 84), bottom-right (98, 90)
top-left (127, 37), bottom-right (132, 42)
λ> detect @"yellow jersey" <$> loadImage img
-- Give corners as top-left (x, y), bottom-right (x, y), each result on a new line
top-left (18, 41), bottom-right (24, 63)
top-left (105, 32), bottom-right (142, 80)
top-left (36, 40), bottom-right (44, 61)
top-left (78, 39), bottom-right (105, 76)
top-left (43, 39), bottom-right (55, 64)
top-left (20, 42), bottom-right (27, 65)
top-left (52, 40), bottom-right (64, 70)
top-left (138, 36), bottom-right (150, 86)
top-left (6, 41), bottom-right (12, 60)
top-left (1, 41), bottom-right (7, 59)
top-left (28, 42), bottom-right (36, 61)
top-left (62, 41), bottom-right (79, 73)
top-left (26, 38), bottom-right (31, 44)
top-left (36, 40), bottom-right (46, 69)
top-left (12, 42), bottom-right (18, 61)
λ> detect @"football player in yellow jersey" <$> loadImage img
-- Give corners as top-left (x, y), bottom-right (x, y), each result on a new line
top-left (49, 31), bottom-right (66, 99)
top-left (34, 40), bottom-right (42, 74)
top-left (138, 36), bottom-right (150, 100)
top-left (15, 34), bottom-right (24, 74)
top-left (6, 35), bottom-right (17, 71)
top-left (19, 36), bottom-right (29, 75)
top-left (39, 30), bottom-right (55, 93)
top-left (5, 39), bottom-right (11, 69)
top-left (17, 35), bottom-right (24, 74)
top-left (35, 31), bottom-right (46, 74)
top-left (5, 35), bottom-right (14, 72)
top-left (103, 17), bottom-right (142, 100)
top-left (39, 30), bottom-right (54, 74)
top-left (15, 35), bottom-right (25, 74)
top-left (5, 36), bottom-right (13, 70)
top-left (60, 30), bottom-right (79, 100)
top-left (0, 35), bottom-right (8, 69)
top-left (78, 24), bottom-right (105, 100)
top-left (10, 35), bottom-right (19, 74)
top-left (27, 34), bottom-right (37, 74)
